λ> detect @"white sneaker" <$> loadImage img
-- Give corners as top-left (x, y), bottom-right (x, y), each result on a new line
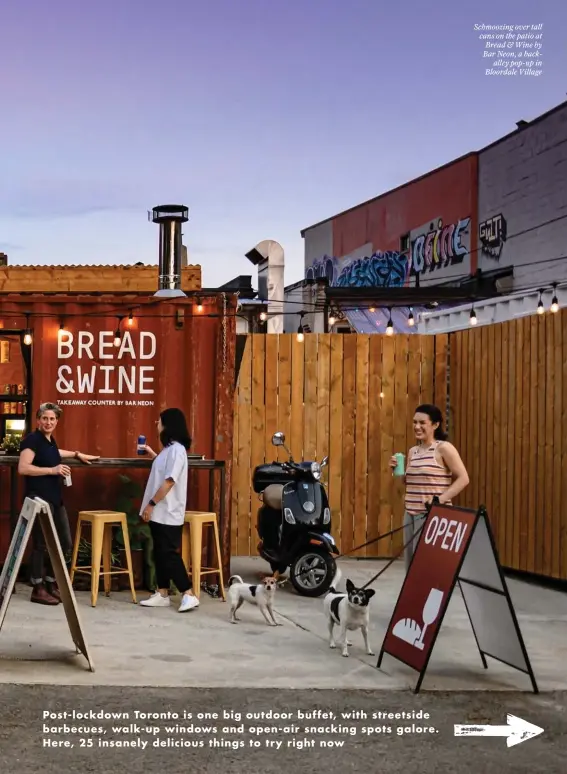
top-left (140, 591), bottom-right (170, 607)
top-left (178, 594), bottom-right (199, 613)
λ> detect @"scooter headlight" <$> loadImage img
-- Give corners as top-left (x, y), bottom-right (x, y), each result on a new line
top-left (284, 508), bottom-right (296, 524)
top-left (310, 462), bottom-right (321, 480)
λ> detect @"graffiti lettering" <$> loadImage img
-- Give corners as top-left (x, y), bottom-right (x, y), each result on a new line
top-left (409, 217), bottom-right (470, 275)
top-left (306, 251), bottom-right (409, 288)
top-left (479, 213), bottom-right (507, 259)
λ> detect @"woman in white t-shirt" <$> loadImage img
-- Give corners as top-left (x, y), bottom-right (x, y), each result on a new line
top-left (138, 408), bottom-right (198, 613)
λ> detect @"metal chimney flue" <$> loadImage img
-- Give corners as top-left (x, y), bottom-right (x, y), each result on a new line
top-left (150, 204), bottom-right (189, 298)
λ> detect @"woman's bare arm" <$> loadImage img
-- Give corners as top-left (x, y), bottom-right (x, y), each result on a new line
top-left (437, 443), bottom-right (469, 503)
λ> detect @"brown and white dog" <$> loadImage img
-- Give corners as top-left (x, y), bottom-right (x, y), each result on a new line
top-left (228, 574), bottom-right (282, 626)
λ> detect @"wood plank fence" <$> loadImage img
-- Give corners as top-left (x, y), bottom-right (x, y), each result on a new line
top-left (231, 333), bottom-right (449, 559)
top-left (451, 308), bottom-right (567, 581)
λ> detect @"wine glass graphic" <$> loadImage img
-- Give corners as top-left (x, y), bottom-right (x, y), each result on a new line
top-left (414, 588), bottom-right (444, 650)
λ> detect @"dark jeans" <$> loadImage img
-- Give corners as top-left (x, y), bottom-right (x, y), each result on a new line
top-left (149, 521), bottom-right (192, 593)
top-left (30, 501), bottom-right (72, 585)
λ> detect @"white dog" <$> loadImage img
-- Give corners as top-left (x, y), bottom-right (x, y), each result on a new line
top-left (323, 568), bottom-right (375, 657)
top-left (228, 574), bottom-right (281, 626)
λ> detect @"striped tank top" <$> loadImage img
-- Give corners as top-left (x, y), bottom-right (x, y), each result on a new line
top-left (404, 442), bottom-right (452, 515)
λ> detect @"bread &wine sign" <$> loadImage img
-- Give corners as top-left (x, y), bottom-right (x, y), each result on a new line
top-left (55, 329), bottom-right (157, 407)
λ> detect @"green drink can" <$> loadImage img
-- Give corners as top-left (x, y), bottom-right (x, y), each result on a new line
top-left (393, 452), bottom-right (405, 476)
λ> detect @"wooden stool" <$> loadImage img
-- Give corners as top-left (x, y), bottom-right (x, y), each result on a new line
top-left (70, 510), bottom-right (137, 607)
top-left (181, 511), bottom-right (225, 600)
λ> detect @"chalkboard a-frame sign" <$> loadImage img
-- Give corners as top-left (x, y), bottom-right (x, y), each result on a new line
top-left (0, 496), bottom-right (94, 672)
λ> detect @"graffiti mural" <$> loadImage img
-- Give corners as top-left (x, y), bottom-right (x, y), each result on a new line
top-left (479, 213), bottom-right (507, 259)
top-left (409, 217), bottom-right (471, 276)
top-left (305, 251), bottom-right (409, 288)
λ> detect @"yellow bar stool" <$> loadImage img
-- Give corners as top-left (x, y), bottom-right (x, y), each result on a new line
top-left (181, 511), bottom-right (226, 600)
top-left (69, 510), bottom-right (137, 607)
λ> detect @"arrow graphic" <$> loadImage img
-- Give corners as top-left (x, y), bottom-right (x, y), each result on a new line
top-left (454, 714), bottom-right (544, 747)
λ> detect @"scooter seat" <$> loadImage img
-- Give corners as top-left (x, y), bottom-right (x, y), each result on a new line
top-left (262, 484), bottom-right (284, 509)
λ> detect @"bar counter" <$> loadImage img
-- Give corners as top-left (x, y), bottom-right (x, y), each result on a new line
top-left (0, 454), bottom-right (229, 582)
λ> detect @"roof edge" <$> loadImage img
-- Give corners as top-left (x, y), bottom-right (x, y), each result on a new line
top-left (301, 99), bottom-right (567, 237)
top-left (299, 151), bottom-right (477, 237)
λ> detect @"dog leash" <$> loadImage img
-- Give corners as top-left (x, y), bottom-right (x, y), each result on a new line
top-left (291, 513), bottom-right (427, 582)
top-left (360, 519), bottom-right (425, 589)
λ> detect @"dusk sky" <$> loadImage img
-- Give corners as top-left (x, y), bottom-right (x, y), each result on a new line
top-left (2, 0), bottom-right (566, 288)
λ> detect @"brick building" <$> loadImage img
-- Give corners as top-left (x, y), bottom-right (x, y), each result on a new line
top-left (478, 100), bottom-right (567, 292)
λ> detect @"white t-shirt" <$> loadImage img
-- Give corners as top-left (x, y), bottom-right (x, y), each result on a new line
top-left (140, 442), bottom-right (188, 526)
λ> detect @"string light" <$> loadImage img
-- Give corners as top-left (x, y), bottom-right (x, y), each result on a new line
top-left (469, 306), bottom-right (477, 325)
top-left (408, 307), bottom-right (415, 327)
top-left (113, 316), bottom-right (123, 346)
top-left (550, 283), bottom-right (559, 313)
top-left (297, 312), bottom-right (305, 342)
top-left (23, 313), bottom-right (32, 346)
top-left (537, 289), bottom-right (544, 314)
top-left (127, 310), bottom-right (134, 326)
top-left (385, 308), bottom-right (394, 336)
top-left (196, 297), bottom-right (203, 313)
top-left (369, 306), bottom-right (376, 313)
top-left (328, 314), bottom-right (336, 327)
top-left (259, 311), bottom-right (267, 322)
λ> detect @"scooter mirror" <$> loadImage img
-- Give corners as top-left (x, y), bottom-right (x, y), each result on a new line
top-left (321, 456), bottom-right (329, 467)
top-left (272, 432), bottom-right (285, 446)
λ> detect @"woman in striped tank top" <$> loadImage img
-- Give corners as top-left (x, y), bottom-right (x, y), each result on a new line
top-left (389, 404), bottom-right (469, 572)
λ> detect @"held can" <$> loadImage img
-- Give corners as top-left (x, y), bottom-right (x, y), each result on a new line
top-left (393, 452), bottom-right (406, 477)
top-left (63, 473), bottom-right (72, 487)
top-left (137, 435), bottom-right (146, 455)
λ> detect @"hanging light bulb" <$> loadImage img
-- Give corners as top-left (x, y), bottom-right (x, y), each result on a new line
top-left (537, 290), bottom-right (544, 314)
top-left (408, 307), bottom-right (415, 327)
top-left (469, 307), bottom-right (477, 326)
top-left (297, 312), bottom-right (305, 342)
top-left (23, 314), bottom-right (32, 345)
top-left (369, 306), bottom-right (376, 313)
top-left (328, 314), bottom-right (336, 327)
top-left (259, 310), bottom-right (267, 322)
top-left (550, 283), bottom-right (559, 313)
top-left (113, 317), bottom-right (123, 346)
top-left (127, 310), bottom-right (134, 326)
top-left (385, 308), bottom-right (394, 335)
top-left (196, 297), bottom-right (203, 312)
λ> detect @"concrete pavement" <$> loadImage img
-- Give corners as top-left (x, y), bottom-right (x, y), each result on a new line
top-left (0, 556), bottom-right (565, 692)
top-left (0, 685), bottom-right (565, 773)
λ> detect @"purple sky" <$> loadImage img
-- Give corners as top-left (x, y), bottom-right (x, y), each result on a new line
top-left (1, 0), bottom-right (566, 288)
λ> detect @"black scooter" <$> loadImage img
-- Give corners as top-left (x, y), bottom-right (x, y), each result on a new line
top-left (252, 431), bottom-right (339, 597)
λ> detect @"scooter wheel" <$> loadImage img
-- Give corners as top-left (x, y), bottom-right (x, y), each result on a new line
top-left (289, 549), bottom-right (336, 597)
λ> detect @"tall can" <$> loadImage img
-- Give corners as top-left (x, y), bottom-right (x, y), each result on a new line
top-left (63, 473), bottom-right (72, 487)
top-left (137, 435), bottom-right (146, 455)
top-left (393, 452), bottom-right (406, 477)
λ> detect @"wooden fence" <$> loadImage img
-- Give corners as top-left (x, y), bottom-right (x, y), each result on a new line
top-left (231, 333), bottom-right (449, 559)
top-left (451, 308), bottom-right (567, 581)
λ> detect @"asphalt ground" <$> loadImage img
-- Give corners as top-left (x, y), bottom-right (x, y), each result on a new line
top-left (0, 686), bottom-right (564, 773)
